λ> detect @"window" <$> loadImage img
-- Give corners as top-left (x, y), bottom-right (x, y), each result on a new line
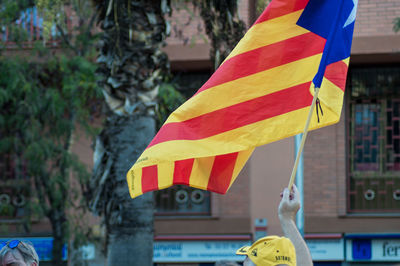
top-left (155, 185), bottom-right (211, 216)
top-left (0, 155), bottom-right (29, 220)
top-left (155, 72), bottom-right (212, 216)
top-left (347, 67), bottom-right (400, 213)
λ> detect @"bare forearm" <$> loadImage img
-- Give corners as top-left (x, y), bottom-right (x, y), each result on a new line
top-left (279, 217), bottom-right (313, 266)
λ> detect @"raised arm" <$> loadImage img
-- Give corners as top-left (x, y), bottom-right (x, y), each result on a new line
top-left (278, 185), bottom-right (313, 266)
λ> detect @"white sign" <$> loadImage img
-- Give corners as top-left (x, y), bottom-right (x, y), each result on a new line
top-left (79, 244), bottom-right (95, 260)
top-left (346, 239), bottom-right (400, 261)
top-left (306, 238), bottom-right (344, 261)
top-left (153, 241), bottom-right (251, 262)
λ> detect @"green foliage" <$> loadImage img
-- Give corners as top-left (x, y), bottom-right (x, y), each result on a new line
top-left (0, 1), bottom-right (35, 49)
top-left (0, 203), bottom-right (15, 217)
top-left (192, 0), bottom-right (246, 69)
top-left (0, 54), bottom-right (101, 260)
top-left (0, 0), bottom-right (101, 263)
top-left (0, 0), bottom-right (34, 25)
top-left (394, 17), bottom-right (400, 33)
top-left (35, 0), bottom-right (65, 40)
top-left (156, 82), bottom-right (186, 127)
top-left (256, 0), bottom-right (270, 16)
top-left (0, 54), bottom-right (100, 185)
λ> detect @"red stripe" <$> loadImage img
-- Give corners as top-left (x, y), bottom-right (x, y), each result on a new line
top-left (141, 165), bottom-right (158, 193)
top-left (207, 153), bottom-right (239, 194)
top-left (324, 60), bottom-right (348, 91)
top-left (196, 32), bottom-right (325, 95)
top-left (148, 82), bottom-right (313, 147)
top-left (254, 0), bottom-right (309, 25)
top-left (173, 158), bottom-right (195, 186)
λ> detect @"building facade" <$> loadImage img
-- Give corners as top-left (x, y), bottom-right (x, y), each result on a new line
top-left (300, 0), bottom-right (400, 264)
top-left (155, 0), bottom-right (400, 265)
top-left (1, 0), bottom-right (400, 265)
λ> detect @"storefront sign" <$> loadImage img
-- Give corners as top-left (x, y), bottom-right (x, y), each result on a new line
top-left (153, 240), bottom-right (251, 262)
top-left (346, 238), bottom-right (400, 261)
top-left (306, 238), bottom-right (344, 261)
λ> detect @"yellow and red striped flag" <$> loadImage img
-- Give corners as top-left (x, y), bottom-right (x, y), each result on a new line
top-left (127, 0), bottom-right (358, 198)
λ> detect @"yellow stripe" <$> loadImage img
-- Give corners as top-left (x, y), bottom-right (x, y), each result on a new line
top-left (188, 156), bottom-right (215, 190)
top-left (132, 104), bottom-right (339, 170)
top-left (157, 162), bottom-right (174, 190)
top-left (127, 167), bottom-right (143, 198)
top-left (228, 148), bottom-right (254, 189)
top-left (223, 10), bottom-right (308, 62)
top-left (128, 99), bottom-right (340, 198)
top-left (166, 54), bottom-right (322, 124)
top-left (127, 170), bottom-right (134, 197)
top-left (309, 58), bottom-right (348, 119)
top-left (319, 78), bottom-right (345, 116)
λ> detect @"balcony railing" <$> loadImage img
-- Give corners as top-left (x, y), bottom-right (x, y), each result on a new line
top-left (1, 7), bottom-right (69, 48)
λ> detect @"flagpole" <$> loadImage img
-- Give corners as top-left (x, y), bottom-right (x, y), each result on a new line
top-left (288, 86), bottom-right (320, 191)
top-left (295, 133), bottom-right (304, 235)
top-left (288, 0), bottom-right (349, 191)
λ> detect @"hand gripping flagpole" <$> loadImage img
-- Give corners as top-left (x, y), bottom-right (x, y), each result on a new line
top-left (288, 85), bottom-right (320, 191)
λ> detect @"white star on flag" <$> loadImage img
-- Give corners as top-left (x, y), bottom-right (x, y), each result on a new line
top-left (344, 0), bottom-right (358, 28)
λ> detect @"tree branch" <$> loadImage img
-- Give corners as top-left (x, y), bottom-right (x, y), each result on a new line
top-left (56, 24), bottom-right (79, 54)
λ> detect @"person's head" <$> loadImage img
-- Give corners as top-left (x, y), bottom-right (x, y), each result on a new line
top-left (0, 240), bottom-right (39, 266)
top-left (236, 236), bottom-right (296, 266)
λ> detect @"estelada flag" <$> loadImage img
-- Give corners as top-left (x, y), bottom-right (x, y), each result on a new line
top-left (127, 0), bottom-right (358, 198)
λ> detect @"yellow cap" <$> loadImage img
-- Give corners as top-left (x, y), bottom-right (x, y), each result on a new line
top-left (236, 236), bottom-right (296, 266)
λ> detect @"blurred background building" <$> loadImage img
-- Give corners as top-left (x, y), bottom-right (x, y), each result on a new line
top-left (1, 0), bottom-right (400, 265)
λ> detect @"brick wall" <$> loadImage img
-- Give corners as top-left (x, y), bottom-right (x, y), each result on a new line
top-left (355, 0), bottom-right (400, 37)
top-left (214, 163), bottom-right (251, 218)
top-left (167, 0), bottom-right (400, 42)
top-left (166, 0), bottom-right (252, 47)
top-left (303, 0), bottom-right (400, 221)
top-left (304, 124), bottom-right (340, 217)
top-left (166, 2), bottom-right (207, 46)
top-left (303, 108), bottom-right (347, 218)
top-left (238, 0), bottom-right (252, 26)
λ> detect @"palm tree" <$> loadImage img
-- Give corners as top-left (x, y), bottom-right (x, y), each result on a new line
top-left (86, 0), bottom-right (245, 264)
top-left (196, 0), bottom-right (246, 69)
top-left (86, 0), bottom-right (171, 265)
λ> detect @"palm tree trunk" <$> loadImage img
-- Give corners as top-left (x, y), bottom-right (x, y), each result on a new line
top-left (87, 0), bottom-right (171, 264)
top-left (100, 115), bottom-right (155, 265)
top-left (86, 0), bottom-right (172, 264)
top-left (197, 0), bottom-right (246, 69)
